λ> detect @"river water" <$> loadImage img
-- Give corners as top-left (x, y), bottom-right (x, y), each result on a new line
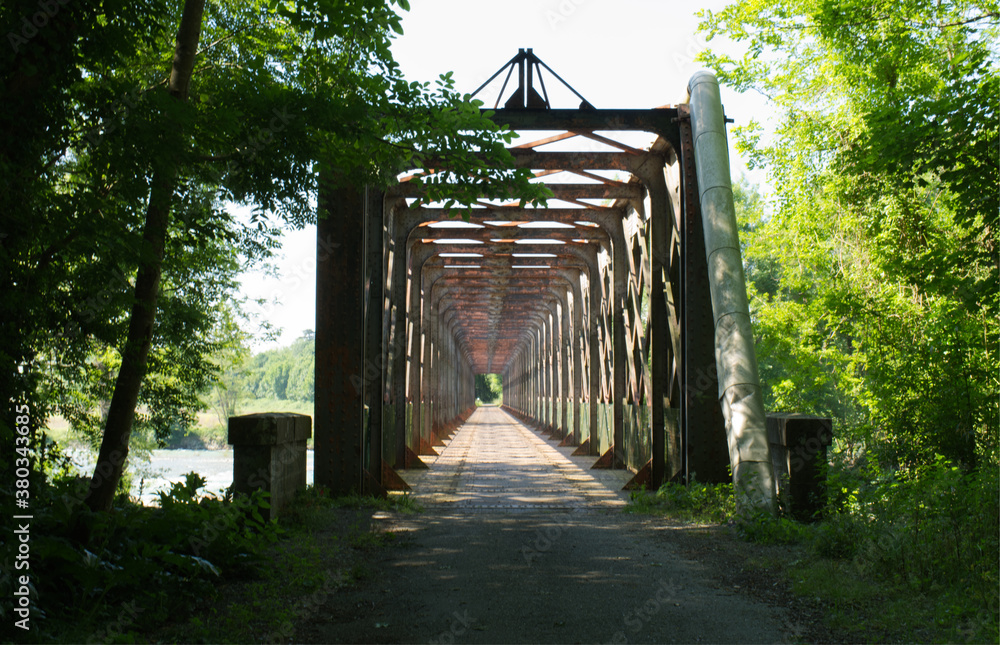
top-left (66, 447), bottom-right (315, 506)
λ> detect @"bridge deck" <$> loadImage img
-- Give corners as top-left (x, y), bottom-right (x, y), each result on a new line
top-left (402, 406), bottom-right (630, 512)
top-left (310, 407), bottom-right (791, 644)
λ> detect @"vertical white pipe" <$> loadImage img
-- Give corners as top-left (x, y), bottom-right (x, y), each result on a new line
top-left (688, 71), bottom-right (777, 514)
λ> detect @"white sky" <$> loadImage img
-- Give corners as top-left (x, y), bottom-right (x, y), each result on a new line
top-left (239, 0), bottom-right (767, 350)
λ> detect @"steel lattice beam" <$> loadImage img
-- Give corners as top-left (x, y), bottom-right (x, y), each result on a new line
top-left (314, 62), bottom-right (755, 502)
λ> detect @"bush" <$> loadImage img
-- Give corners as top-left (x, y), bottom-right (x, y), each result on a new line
top-left (0, 470), bottom-right (278, 642)
top-left (736, 511), bottom-right (811, 545)
top-left (855, 458), bottom-right (998, 603)
top-left (811, 513), bottom-right (862, 559)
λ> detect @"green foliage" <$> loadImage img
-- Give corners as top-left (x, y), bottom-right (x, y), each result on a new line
top-left (802, 458), bottom-right (999, 642)
top-left (314, 487), bottom-right (423, 514)
top-left (475, 373), bottom-right (503, 405)
top-left (698, 0), bottom-right (999, 470)
top-left (0, 470), bottom-right (277, 642)
top-left (629, 458), bottom-right (998, 640)
top-left (2, 0), bottom-right (548, 491)
top-left (206, 304), bottom-right (255, 427)
top-left (736, 510), bottom-right (813, 545)
top-left (271, 486), bottom-right (422, 533)
top-left (243, 334), bottom-right (316, 403)
top-left (721, 27), bottom-right (1000, 622)
top-left (627, 480), bottom-right (737, 524)
top-left (837, 458), bottom-right (998, 603)
top-left (1, 0), bottom-right (274, 461)
top-left (761, 463), bottom-right (998, 640)
top-left (156, 482), bottom-right (409, 643)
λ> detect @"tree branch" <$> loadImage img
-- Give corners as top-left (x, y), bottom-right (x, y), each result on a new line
top-left (908, 11), bottom-right (999, 29)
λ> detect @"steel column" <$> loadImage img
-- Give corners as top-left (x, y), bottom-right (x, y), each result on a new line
top-left (315, 173), bottom-right (367, 494)
top-left (363, 188), bottom-right (386, 492)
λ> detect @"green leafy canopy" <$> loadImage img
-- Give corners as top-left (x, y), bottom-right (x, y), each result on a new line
top-left (697, 0), bottom-right (998, 470)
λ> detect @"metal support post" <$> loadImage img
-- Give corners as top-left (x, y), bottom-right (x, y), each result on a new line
top-left (315, 171), bottom-right (367, 494)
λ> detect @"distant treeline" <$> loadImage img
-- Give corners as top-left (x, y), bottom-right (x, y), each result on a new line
top-left (241, 339), bottom-right (507, 406)
top-left (243, 335), bottom-right (315, 402)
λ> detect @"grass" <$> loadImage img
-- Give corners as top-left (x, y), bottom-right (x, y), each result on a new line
top-left (782, 555), bottom-right (996, 643)
top-left (323, 490), bottom-right (423, 514)
top-left (625, 480), bottom-right (736, 524)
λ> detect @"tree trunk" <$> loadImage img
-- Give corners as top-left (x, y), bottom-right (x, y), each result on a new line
top-left (85, 0), bottom-right (205, 512)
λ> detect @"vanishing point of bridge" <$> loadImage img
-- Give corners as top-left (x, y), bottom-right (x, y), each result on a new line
top-left (307, 51), bottom-right (820, 514)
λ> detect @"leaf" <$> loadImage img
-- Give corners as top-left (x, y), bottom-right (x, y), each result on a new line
top-left (181, 554), bottom-right (222, 577)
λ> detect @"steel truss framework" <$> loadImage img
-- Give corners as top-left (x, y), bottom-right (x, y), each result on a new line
top-left (314, 57), bottom-right (740, 495)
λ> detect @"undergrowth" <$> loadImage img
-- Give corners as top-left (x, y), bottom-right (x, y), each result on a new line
top-left (626, 478), bottom-right (736, 524)
top-left (0, 467), bottom-right (416, 643)
top-left (159, 484), bottom-right (412, 643)
top-left (0, 471), bottom-right (278, 643)
top-left (627, 457), bottom-right (999, 643)
top-left (278, 487), bottom-right (422, 522)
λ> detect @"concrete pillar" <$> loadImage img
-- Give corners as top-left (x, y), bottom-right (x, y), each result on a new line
top-left (229, 413), bottom-right (311, 518)
top-left (689, 70), bottom-right (776, 514)
top-left (767, 414), bottom-right (833, 521)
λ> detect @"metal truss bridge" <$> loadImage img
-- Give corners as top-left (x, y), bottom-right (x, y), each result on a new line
top-left (313, 50), bottom-right (782, 511)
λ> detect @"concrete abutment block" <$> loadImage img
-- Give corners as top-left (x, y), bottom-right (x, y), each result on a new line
top-left (767, 414), bottom-right (833, 521)
top-left (228, 412), bottom-right (312, 519)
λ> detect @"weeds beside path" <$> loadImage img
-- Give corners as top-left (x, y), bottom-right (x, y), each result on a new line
top-left (150, 492), bottom-right (418, 643)
top-left (627, 477), bottom-right (999, 645)
top-left (30, 399), bottom-right (991, 643)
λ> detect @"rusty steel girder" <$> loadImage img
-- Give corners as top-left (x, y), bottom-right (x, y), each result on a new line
top-left (315, 62), bottom-right (738, 499)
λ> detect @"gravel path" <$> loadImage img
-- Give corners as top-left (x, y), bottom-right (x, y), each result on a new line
top-left (299, 407), bottom-right (792, 644)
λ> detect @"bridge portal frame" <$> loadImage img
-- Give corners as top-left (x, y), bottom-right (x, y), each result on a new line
top-left (314, 71), bottom-right (775, 513)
